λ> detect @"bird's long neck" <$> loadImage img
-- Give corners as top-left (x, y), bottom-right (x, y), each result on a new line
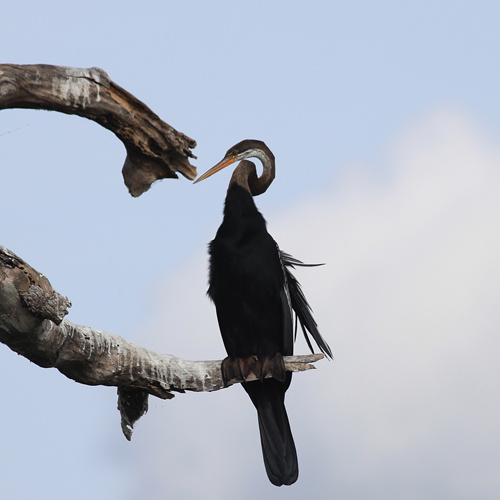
top-left (220, 183), bottom-right (267, 242)
top-left (249, 149), bottom-right (275, 195)
top-left (229, 148), bottom-right (275, 196)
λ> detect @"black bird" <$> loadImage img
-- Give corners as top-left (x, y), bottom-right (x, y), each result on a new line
top-left (194, 140), bottom-right (332, 486)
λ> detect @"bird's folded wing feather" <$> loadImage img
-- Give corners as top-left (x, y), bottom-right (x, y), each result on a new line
top-left (279, 251), bottom-right (333, 359)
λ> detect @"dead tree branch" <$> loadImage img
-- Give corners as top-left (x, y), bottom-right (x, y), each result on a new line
top-left (0, 245), bottom-right (325, 439)
top-left (0, 63), bottom-right (197, 196)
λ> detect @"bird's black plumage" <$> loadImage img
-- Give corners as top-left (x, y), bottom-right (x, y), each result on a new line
top-left (198, 140), bottom-right (332, 486)
top-left (208, 183), bottom-right (298, 485)
top-left (208, 184), bottom-right (288, 360)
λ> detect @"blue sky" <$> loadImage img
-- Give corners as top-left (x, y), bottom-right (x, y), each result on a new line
top-left (2, 2), bottom-right (500, 499)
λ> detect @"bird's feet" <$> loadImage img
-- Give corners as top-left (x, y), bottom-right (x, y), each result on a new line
top-left (259, 353), bottom-right (286, 383)
top-left (221, 355), bottom-right (257, 386)
top-left (221, 353), bottom-right (286, 386)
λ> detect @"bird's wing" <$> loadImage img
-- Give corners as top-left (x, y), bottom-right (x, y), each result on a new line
top-left (279, 251), bottom-right (333, 359)
top-left (280, 287), bottom-right (294, 356)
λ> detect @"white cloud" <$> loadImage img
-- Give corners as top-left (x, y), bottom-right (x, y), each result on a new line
top-left (130, 108), bottom-right (500, 499)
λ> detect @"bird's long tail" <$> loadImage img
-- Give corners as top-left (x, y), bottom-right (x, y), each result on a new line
top-left (244, 378), bottom-right (298, 486)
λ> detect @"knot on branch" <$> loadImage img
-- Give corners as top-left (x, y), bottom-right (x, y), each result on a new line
top-left (117, 387), bottom-right (150, 441)
top-left (21, 285), bottom-right (71, 324)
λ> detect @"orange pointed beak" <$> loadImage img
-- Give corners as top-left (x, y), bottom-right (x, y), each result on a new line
top-left (193, 155), bottom-right (238, 184)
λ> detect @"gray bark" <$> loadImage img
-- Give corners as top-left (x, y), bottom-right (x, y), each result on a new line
top-left (0, 245), bottom-right (324, 439)
top-left (0, 63), bottom-right (197, 196)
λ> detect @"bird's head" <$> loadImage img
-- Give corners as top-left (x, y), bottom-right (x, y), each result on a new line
top-left (194, 139), bottom-right (275, 195)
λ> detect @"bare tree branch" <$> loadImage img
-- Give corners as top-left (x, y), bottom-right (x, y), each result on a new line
top-left (0, 63), bottom-right (197, 196)
top-left (0, 245), bottom-right (325, 439)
